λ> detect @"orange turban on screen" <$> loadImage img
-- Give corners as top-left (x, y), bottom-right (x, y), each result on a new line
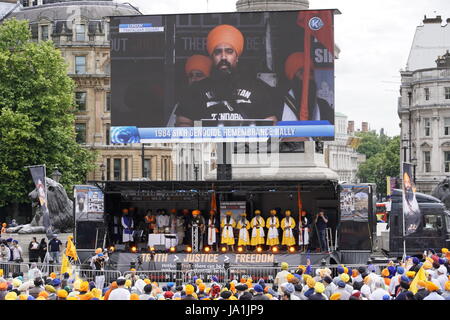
top-left (207, 24), bottom-right (244, 57)
top-left (284, 52), bottom-right (307, 81)
top-left (185, 55), bottom-right (212, 77)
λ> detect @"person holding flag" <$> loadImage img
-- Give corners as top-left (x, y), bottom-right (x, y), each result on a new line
top-left (298, 210), bottom-right (310, 252)
top-left (60, 235), bottom-right (77, 278)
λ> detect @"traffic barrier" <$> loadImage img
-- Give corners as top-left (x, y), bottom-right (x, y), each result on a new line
top-left (123, 270), bottom-right (178, 284)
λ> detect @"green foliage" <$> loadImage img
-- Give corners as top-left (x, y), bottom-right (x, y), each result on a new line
top-left (0, 19), bottom-right (96, 207)
top-left (356, 132), bottom-right (400, 196)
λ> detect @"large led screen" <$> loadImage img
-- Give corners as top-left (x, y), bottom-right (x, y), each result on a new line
top-left (110, 10), bottom-right (335, 143)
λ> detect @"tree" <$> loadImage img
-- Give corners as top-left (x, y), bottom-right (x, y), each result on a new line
top-left (356, 132), bottom-right (400, 198)
top-left (0, 19), bottom-right (96, 207)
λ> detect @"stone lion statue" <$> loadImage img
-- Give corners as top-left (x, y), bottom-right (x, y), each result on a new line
top-left (431, 177), bottom-right (450, 209)
top-left (7, 178), bottom-right (74, 234)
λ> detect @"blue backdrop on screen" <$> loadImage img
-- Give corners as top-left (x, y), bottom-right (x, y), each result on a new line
top-left (110, 10), bottom-right (336, 143)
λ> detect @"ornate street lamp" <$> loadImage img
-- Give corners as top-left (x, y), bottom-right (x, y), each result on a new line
top-left (100, 163), bottom-right (106, 181)
top-left (51, 167), bottom-right (62, 183)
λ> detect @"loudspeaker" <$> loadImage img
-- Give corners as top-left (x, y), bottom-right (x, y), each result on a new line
top-left (217, 164), bottom-right (232, 180)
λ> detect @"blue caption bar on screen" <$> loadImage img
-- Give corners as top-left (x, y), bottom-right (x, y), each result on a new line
top-left (111, 125), bottom-right (334, 144)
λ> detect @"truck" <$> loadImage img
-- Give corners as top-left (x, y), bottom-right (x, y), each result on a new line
top-left (377, 188), bottom-right (450, 259)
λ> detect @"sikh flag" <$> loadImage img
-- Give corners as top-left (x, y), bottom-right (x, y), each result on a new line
top-left (296, 10), bottom-right (334, 120)
top-left (65, 236), bottom-right (78, 261)
top-left (210, 184), bottom-right (217, 212)
top-left (60, 254), bottom-right (72, 276)
top-left (409, 266), bottom-right (427, 294)
top-left (297, 185), bottom-right (303, 214)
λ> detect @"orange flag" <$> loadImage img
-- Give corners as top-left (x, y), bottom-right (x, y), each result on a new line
top-left (211, 184), bottom-right (217, 212)
top-left (296, 10), bottom-right (335, 120)
top-left (297, 185), bottom-right (303, 215)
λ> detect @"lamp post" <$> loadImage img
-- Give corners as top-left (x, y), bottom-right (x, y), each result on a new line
top-left (193, 164), bottom-right (199, 181)
top-left (100, 163), bottom-right (106, 181)
top-left (50, 167), bottom-right (62, 183)
top-left (401, 139), bottom-right (408, 164)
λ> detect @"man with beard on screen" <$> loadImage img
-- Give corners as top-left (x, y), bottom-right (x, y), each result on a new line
top-left (175, 24), bottom-right (280, 127)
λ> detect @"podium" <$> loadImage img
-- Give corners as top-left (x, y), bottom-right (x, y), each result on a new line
top-left (148, 233), bottom-right (178, 249)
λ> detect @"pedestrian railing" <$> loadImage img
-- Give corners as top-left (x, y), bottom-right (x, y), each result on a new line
top-left (228, 265), bottom-right (279, 284)
top-left (0, 261), bottom-right (397, 286)
top-left (183, 269), bottom-right (227, 284)
top-left (122, 270), bottom-right (178, 284)
top-left (76, 269), bottom-right (122, 285)
top-left (0, 262), bottom-right (29, 278)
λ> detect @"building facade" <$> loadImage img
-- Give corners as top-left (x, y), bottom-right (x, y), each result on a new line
top-left (5, 0), bottom-right (175, 182)
top-left (398, 16), bottom-right (450, 193)
top-left (324, 113), bottom-right (366, 183)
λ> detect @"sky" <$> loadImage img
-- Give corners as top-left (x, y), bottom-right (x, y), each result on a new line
top-left (117, 0), bottom-right (450, 137)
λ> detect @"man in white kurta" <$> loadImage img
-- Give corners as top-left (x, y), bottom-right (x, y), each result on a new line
top-left (206, 210), bottom-right (219, 250)
top-left (298, 210), bottom-right (310, 252)
top-left (156, 209), bottom-right (170, 233)
top-left (121, 209), bottom-right (134, 248)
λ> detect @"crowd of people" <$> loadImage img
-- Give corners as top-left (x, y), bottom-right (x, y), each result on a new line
top-left (0, 233), bottom-right (63, 264)
top-left (0, 248), bottom-right (449, 300)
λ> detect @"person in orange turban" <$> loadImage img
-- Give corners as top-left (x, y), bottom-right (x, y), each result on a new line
top-left (175, 24), bottom-right (278, 127)
top-left (185, 55), bottom-right (212, 85)
top-left (207, 24), bottom-right (244, 57)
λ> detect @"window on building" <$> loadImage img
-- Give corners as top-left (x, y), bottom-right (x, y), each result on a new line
top-left (75, 24), bottom-right (86, 41)
top-left (105, 91), bottom-right (111, 112)
top-left (105, 123), bottom-right (110, 145)
top-left (424, 118), bottom-right (431, 136)
top-left (423, 151), bottom-right (431, 173)
top-left (106, 158), bottom-right (111, 181)
top-left (75, 56), bottom-right (86, 74)
top-left (75, 123), bottom-right (86, 144)
top-left (445, 118), bottom-right (450, 136)
top-left (424, 88), bottom-right (430, 101)
top-left (446, 87), bottom-right (450, 100)
top-left (445, 151), bottom-right (450, 172)
top-left (75, 92), bottom-right (86, 111)
top-left (40, 25), bottom-right (49, 41)
top-left (113, 159), bottom-right (121, 181)
top-left (124, 158), bottom-right (128, 181)
top-left (143, 159), bottom-right (151, 179)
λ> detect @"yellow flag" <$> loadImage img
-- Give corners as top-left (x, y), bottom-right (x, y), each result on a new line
top-left (409, 266), bottom-right (427, 294)
top-left (60, 254), bottom-right (72, 276)
top-left (65, 236), bottom-right (78, 261)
